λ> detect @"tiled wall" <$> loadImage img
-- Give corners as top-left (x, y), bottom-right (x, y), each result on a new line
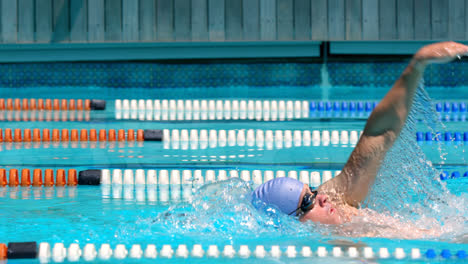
top-left (0, 61), bottom-right (466, 88)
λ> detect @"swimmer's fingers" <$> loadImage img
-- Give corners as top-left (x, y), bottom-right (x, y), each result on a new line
top-left (414, 41), bottom-right (468, 65)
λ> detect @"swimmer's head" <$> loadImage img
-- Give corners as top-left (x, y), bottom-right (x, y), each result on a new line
top-left (252, 178), bottom-right (343, 225)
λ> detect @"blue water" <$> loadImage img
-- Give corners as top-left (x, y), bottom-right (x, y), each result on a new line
top-left (0, 84), bottom-right (467, 263)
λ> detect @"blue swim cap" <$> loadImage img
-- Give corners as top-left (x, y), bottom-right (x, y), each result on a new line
top-left (252, 177), bottom-right (304, 215)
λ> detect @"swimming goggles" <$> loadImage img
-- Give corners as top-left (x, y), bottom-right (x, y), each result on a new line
top-left (288, 187), bottom-right (318, 216)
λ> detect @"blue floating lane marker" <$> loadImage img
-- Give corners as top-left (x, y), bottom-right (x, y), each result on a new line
top-left (309, 101), bottom-right (316, 112)
top-left (325, 102), bottom-right (332, 111)
top-left (425, 132), bottom-right (432, 141)
top-left (426, 249), bottom-right (437, 259)
top-left (349, 102), bottom-right (356, 112)
top-left (441, 249), bottom-right (451, 259)
top-left (451, 103), bottom-right (459, 112)
top-left (440, 171), bottom-right (449, 180)
top-left (436, 103), bottom-right (442, 112)
top-left (416, 132), bottom-right (424, 141)
top-left (341, 101), bottom-right (348, 111)
top-left (451, 171), bottom-right (460, 179)
top-left (444, 132), bottom-right (453, 141)
top-left (444, 102), bottom-right (451, 112)
top-left (456, 250), bottom-right (467, 259)
top-left (318, 102), bottom-right (324, 111)
top-left (454, 132), bottom-right (462, 141)
top-left (464, 172), bottom-right (468, 178)
top-left (460, 102), bottom-right (466, 112)
top-left (333, 102), bottom-right (340, 111)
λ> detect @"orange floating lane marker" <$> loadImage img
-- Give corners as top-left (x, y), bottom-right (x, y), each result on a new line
top-left (137, 129), bottom-right (144, 141)
top-left (14, 98), bottom-right (21, 110)
top-left (117, 129), bottom-right (126, 141)
top-left (20, 169), bottom-right (31, 187)
top-left (84, 99), bottom-right (91, 110)
top-left (9, 169), bottom-right (19, 187)
top-left (37, 99), bottom-right (44, 110)
top-left (14, 129), bottom-right (22, 142)
top-left (33, 129), bottom-right (41, 142)
top-left (44, 169), bottom-right (54, 187)
top-left (33, 169), bottom-right (43, 187)
top-left (30, 99), bottom-right (37, 110)
top-left (6, 99), bottom-right (13, 110)
top-left (99, 129), bottom-right (107, 141)
top-left (80, 129), bottom-right (88, 141)
top-left (61, 129), bottom-right (69, 141)
top-left (23, 129), bottom-right (32, 142)
top-left (0, 243), bottom-right (7, 260)
top-left (53, 99), bottom-right (60, 111)
top-left (108, 129), bottom-right (116, 141)
top-left (0, 169), bottom-right (7, 187)
top-left (89, 129), bottom-right (97, 141)
top-left (52, 129), bottom-right (60, 142)
top-left (45, 99), bottom-right (52, 110)
top-left (0, 98), bottom-right (4, 110)
top-left (22, 98), bottom-right (29, 110)
top-left (42, 129), bottom-right (51, 142)
top-left (56, 169), bottom-right (66, 186)
top-left (0, 129), bottom-right (2, 142)
top-left (70, 129), bottom-right (79, 141)
top-left (68, 169), bottom-right (77, 186)
top-left (127, 129), bottom-right (135, 141)
top-left (69, 99), bottom-right (76, 110)
top-left (61, 99), bottom-right (68, 111)
top-left (77, 99), bottom-right (83, 110)
top-left (4, 128), bottom-right (12, 143)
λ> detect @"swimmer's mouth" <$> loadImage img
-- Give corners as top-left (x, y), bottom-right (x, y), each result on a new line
top-left (329, 207), bottom-right (335, 215)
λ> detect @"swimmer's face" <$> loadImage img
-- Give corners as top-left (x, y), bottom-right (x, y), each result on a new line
top-left (297, 185), bottom-right (343, 225)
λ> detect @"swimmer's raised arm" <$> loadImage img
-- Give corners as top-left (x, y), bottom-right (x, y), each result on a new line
top-left (318, 42), bottom-right (468, 207)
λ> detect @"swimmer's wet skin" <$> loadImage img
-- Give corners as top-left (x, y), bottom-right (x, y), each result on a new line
top-left (253, 41), bottom-right (468, 226)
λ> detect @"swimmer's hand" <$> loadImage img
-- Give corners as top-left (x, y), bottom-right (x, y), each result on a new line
top-left (412, 41), bottom-right (468, 70)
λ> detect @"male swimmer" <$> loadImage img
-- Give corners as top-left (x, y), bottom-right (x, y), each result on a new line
top-left (253, 42), bottom-right (468, 225)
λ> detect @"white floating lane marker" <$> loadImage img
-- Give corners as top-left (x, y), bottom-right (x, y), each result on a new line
top-left (52, 243), bottom-right (67, 263)
top-left (294, 100), bottom-right (302, 119)
top-left (123, 169), bottom-right (134, 185)
top-left (395, 248), bottom-right (406, 259)
top-left (231, 100), bottom-right (239, 120)
top-left (176, 245), bottom-right (189, 258)
top-left (363, 247), bottom-right (374, 258)
top-left (286, 100), bottom-right (294, 119)
top-left (348, 247), bottom-right (358, 258)
top-left (317, 247), bottom-right (327, 257)
top-left (38, 242), bottom-right (51, 264)
top-left (200, 100), bottom-right (208, 120)
top-left (112, 169), bottom-right (123, 185)
top-left (239, 100), bottom-right (247, 119)
top-left (135, 169), bottom-right (145, 185)
top-left (101, 169), bottom-right (111, 185)
top-left (350, 130), bottom-right (359, 144)
top-left (83, 244), bottom-right (97, 261)
top-left (263, 100), bottom-right (270, 121)
top-left (379, 248), bottom-right (390, 259)
top-left (208, 130), bottom-right (217, 148)
top-left (271, 100), bottom-right (278, 121)
top-left (129, 245), bottom-right (143, 259)
top-left (207, 245), bottom-right (220, 258)
top-left (332, 247), bottom-right (342, 257)
top-left (160, 245), bottom-right (174, 258)
top-left (223, 245), bottom-right (236, 258)
top-left (270, 245), bottom-right (281, 258)
top-left (322, 171), bottom-right (332, 182)
top-left (288, 170), bottom-right (298, 180)
top-left (218, 170), bottom-right (227, 181)
top-left (239, 245), bottom-right (251, 258)
top-left (67, 243), bottom-right (82, 262)
top-left (144, 245), bottom-right (157, 259)
top-left (278, 100), bottom-right (286, 120)
top-left (286, 246), bottom-right (297, 258)
top-left (185, 100), bottom-right (192, 120)
top-left (254, 245), bottom-right (266, 258)
top-left (154, 100), bottom-right (161, 120)
top-left (98, 244), bottom-right (113, 260)
top-left (192, 100), bottom-right (200, 120)
top-left (301, 246), bottom-right (313, 257)
top-left (147, 170), bottom-right (157, 185)
top-left (411, 248), bottom-right (421, 259)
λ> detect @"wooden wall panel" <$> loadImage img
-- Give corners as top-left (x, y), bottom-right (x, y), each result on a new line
top-left (345, 0), bottom-right (361, 40)
top-left (35, 0), bottom-right (53, 42)
top-left (18, 0), bottom-right (34, 42)
top-left (361, 0), bottom-right (378, 40)
top-left (260, 0), bottom-right (276, 40)
top-left (70, 0), bottom-right (88, 42)
top-left (5, 0), bottom-right (468, 44)
top-left (397, 0), bottom-right (414, 40)
top-left (2, 0), bottom-right (18, 43)
top-left (277, 0), bottom-right (293, 40)
top-left (328, 0), bottom-right (344, 40)
top-left (294, 0), bottom-right (310, 40)
top-left (191, 0), bottom-right (208, 40)
top-left (208, 0), bottom-right (224, 40)
top-left (242, 0), bottom-right (259, 40)
top-left (311, 0), bottom-right (328, 40)
top-left (88, 0), bottom-right (104, 42)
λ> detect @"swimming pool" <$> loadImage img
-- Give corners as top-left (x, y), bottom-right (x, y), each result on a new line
top-left (0, 61), bottom-right (467, 263)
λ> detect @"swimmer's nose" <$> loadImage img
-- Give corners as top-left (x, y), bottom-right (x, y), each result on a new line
top-left (316, 194), bottom-right (328, 207)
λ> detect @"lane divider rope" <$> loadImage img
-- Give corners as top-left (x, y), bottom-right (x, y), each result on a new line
top-left (417, 131), bottom-right (468, 142)
top-left (0, 168), bottom-right (77, 187)
top-left (0, 110), bottom-right (91, 122)
top-left (161, 129), bottom-right (362, 149)
top-left (0, 129), bottom-right (148, 143)
top-left (0, 99), bottom-right (105, 111)
top-left (2, 242), bottom-right (466, 261)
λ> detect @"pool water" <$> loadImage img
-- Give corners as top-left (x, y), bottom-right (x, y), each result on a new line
top-left (1, 80), bottom-right (468, 262)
